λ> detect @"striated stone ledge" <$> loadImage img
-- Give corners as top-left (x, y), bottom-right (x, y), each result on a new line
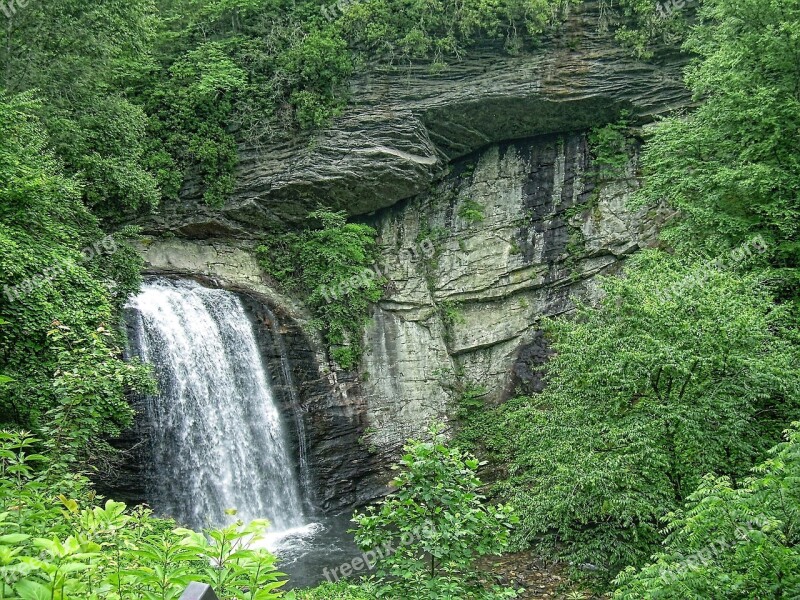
top-left (140, 0), bottom-right (688, 236)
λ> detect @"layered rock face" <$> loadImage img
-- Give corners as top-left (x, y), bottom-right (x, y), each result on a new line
top-left (359, 132), bottom-right (668, 455)
top-left (125, 131), bottom-right (666, 509)
top-left (120, 0), bottom-right (688, 509)
top-left (140, 0), bottom-right (687, 236)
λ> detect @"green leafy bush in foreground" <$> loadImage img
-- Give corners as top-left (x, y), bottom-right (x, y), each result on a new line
top-left (0, 430), bottom-right (287, 600)
top-left (290, 580), bottom-right (377, 599)
top-left (614, 423), bottom-right (800, 598)
top-left (351, 424), bottom-right (519, 599)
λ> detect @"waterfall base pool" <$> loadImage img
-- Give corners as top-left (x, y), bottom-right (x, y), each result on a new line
top-left (266, 512), bottom-right (362, 590)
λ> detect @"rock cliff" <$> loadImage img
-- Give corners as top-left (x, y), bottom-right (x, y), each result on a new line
top-left (359, 131), bottom-right (669, 456)
top-left (141, 0), bottom-right (687, 236)
top-left (120, 0), bottom-right (689, 509)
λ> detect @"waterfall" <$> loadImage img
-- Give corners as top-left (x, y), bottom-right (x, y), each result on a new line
top-left (126, 278), bottom-right (305, 532)
top-left (263, 307), bottom-right (313, 512)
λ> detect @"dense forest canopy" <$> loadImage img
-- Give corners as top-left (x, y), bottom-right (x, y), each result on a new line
top-left (0, 0), bottom-right (799, 597)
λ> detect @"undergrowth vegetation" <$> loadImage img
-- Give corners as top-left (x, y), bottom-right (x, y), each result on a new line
top-left (352, 424), bottom-right (518, 599)
top-left (614, 423), bottom-right (800, 597)
top-left (257, 209), bottom-right (382, 370)
top-left (460, 251), bottom-right (800, 582)
top-left (0, 430), bottom-right (289, 600)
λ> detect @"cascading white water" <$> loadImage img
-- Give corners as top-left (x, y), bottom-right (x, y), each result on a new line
top-left (263, 306), bottom-right (313, 511)
top-left (126, 278), bottom-right (305, 532)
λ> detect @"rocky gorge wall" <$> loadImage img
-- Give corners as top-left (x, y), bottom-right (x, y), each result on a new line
top-left (123, 130), bottom-right (668, 511)
top-left (358, 131), bottom-right (669, 456)
top-left (119, 0), bottom-right (689, 511)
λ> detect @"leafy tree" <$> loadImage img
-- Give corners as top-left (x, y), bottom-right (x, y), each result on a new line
top-left (609, 0), bottom-right (694, 58)
top-left (588, 111), bottom-right (635, 179)
top-left (143, 40), bottom-right (248, 206)
top-left (0, 93), bottom-right (149, 458)
top-left (0, 0), bottom-right (161, 215)
top-left (339, 0), bottom-right (570, 61)
top-left (478, 250), bottom-right (800, 581)
top-left (352, 423), bottom-right (518, 599)
top-left (635, 0), bottom-right (800, 298)
top-left (614, 423), bottom-right (800, 598)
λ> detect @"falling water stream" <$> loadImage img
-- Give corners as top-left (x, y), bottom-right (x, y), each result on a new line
top-left (263, 306), bottom-right (314, 512)
top-left (126, 277), bottom-right (359, 588)
top-left (127, 278), bottom-right (304, 530)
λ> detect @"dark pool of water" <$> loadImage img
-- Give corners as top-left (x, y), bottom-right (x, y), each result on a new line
top-left (265, 512), bottom-right (363, 590)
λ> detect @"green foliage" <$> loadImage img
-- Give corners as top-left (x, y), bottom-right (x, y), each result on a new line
top-left (290, 581), bottom-right (378, 599)
top-left (440, 301), bottom-right (466, 328)
top-left (352, 424), bottom-right (518, 599)
top-left (458, 200), bottom-right (486, 224)
top-left (0, 0), bottom-right (161, 215)
top-left (609, 0), bottom-right (694, 58)
top-left (0, 94), bottom-right (150, 458)
top-left (339, 0), bottom-right (570, 61)
top-left (0, 430), bottom-right (288, 600)
top-left (278, 28), bottom-right (355, 130)
top-left (634, 0), bottom-right (800, 298)
top-left (587, 112), bottom-right (634, 179)
top-left (45, 325), bottom-right (156, 466)
top-left (456, 384), bottom-right (489, 420)
top-left (143, 41), bottom-right (247, 207)
top-left (614, 423), bottom-right (800, 598)
top-left (481, 251), bottom-right (800, 581)
top-left (257, 209), bottom-right (382, 370)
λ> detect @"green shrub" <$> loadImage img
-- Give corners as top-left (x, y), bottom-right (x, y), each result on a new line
top-left (610, 0), bottom-right (694, 59)
top-left (587, 112), bottom-right (634, 179)
top-left (0, 430), bottom-right (289, 600)
top-left (614, 423), bottom-right (800, 598)
top-left (290, 581), bottom-right (377, 599)
top-left (352, 424), bottom-right (519, 599)
top-left (0, 94), bottom-right (151, 458)
top-left (634, 0), bottom-right (800, 299)
top-left (257, 209), bottom-right (383, 370)
top-left (458, 199), bottom-right (486, 224)
top-left (482, 250), bottom-right (800, 582)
